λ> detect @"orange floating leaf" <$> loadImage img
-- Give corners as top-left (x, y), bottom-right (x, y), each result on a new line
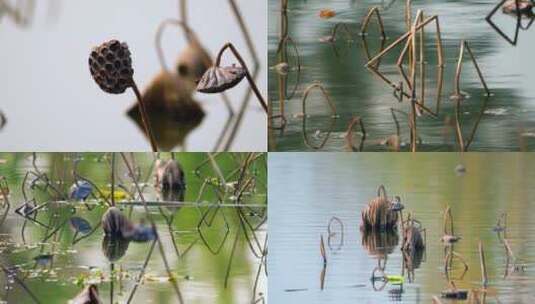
top-left (319, 9), bottom-right (336, 19)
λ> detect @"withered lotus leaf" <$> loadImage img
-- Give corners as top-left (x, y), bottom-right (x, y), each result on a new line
top-left (196, 65), bottom-right (246, 94)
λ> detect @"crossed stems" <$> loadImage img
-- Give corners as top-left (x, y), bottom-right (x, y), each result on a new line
top-left (215, 43), bottom-right (268, 113)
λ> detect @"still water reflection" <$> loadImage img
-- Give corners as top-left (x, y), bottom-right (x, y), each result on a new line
top-left (269, 153), bottom-right (535, 303)
top-left (0, 153), bottom-right (266, 303)
top-left (268, 0), bottom-right (535, 151)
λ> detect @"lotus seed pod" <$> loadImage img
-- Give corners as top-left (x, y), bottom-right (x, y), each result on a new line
top-left (89, 40), bottom-right (134, 94)
top-left (196, 65), bottom-right (246, 93)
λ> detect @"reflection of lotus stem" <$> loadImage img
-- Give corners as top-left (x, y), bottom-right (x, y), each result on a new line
top-left (344, 116), bottom-right (366, 152)
top-left (0, 264), bottom-right (42, 304)
top-left (120, 153), bottom-right (183, 303)
top-left (275, 35), bottom-right (301, 100)
top-left (126, 240), bottom-right (156, 304)
top-left (111, 153), bottom-right (115, 206)
top-left (486, 0), bottom-right (521, 46)
top-left (320, 235), bottom-right (327, 265)
top-left (479, 241), bottom-right (488, 288)
top-left (444, 249), bottom-right (469, 279)
top-left (131, 82), bottom-right (158, 152)
top-left (330, 23), bottom-right (352, 40)
top-left (155, 18), bottom-right (198, 72)
top-left (454, 99), bottom-right (465, 151)
top-left (301, 83), bottom-right (337, 150)
top-left (215, 43), bottom-right (268, 113)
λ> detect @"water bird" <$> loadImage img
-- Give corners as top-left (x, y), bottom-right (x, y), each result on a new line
top-left (70, 284), bottom-right (102, 304)
top-left (70, 181), bottom-right (93, 201)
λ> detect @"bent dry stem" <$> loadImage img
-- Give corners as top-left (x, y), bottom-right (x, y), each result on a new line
top-left (120, 153), bottom-right (183, 304)
top-left (214, 43), bottom-right (268, 113)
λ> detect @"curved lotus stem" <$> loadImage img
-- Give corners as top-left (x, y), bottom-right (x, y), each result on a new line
top-left (275, 35), bottom-right (302, 100)
top-left (360, 7), bottom-right (386, 39)
top-left (345, 116), bottom-right (366, 152)
top-left (214, 43), bottom-right (268, 113)
top-left (155, 18), bottom-right (202, 73)
top-left (301, 83), bottom-right (337, 149)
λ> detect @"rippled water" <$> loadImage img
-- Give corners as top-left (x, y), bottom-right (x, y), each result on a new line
top-left (0, 1), bottom-right (266, 151)
top-left (268, 0), bottom-right (535, 151)
top-left (269, 153), bottom-right (535, 303)
top-left (0, 153), bottom-right (267, 303)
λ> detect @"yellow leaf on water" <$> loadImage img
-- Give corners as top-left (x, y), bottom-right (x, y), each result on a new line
top-left (144, 274), bottom-right (175, 283)
top-left (100, 189), bottom-right (128, 201)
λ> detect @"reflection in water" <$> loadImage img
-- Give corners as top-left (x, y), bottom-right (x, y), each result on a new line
top-left (0, 152), bottom-right (267, 303)
top-left (269, 0), bottom-right (535, 151)
top-left (486, 0), bottom-right (534, 45)
top-left (270, 153), bottom-right (535, 303)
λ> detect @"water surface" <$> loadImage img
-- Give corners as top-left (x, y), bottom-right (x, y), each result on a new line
top-left (0, 152), bottom-right (266, 303)
top-left (268, 0), bottom-right (535, 151)
top-left (269, 153), bottom-right (535, 303)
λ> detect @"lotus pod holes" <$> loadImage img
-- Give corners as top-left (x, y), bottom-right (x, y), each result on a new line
top-left (89, 39), bottom-right (158, 152)
top-left (89, 40), bottom-right (133, 94)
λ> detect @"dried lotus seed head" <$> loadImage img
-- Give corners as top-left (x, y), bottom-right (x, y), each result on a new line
top-left (89, 40), bottom-right (134, 94)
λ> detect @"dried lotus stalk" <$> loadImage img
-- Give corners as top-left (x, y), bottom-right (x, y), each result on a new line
top-left (196, 43), bottom-right (267, 113)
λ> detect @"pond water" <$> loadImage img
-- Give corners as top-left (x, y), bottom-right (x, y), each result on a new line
top-left (0, 0), bottom-right (266, 151)
top-left (268, 0), bottom-right (535, 151)
top-left (0, 152), bottom-right (267, 303)
top-left (269, 153), bottom-right (535, 303)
